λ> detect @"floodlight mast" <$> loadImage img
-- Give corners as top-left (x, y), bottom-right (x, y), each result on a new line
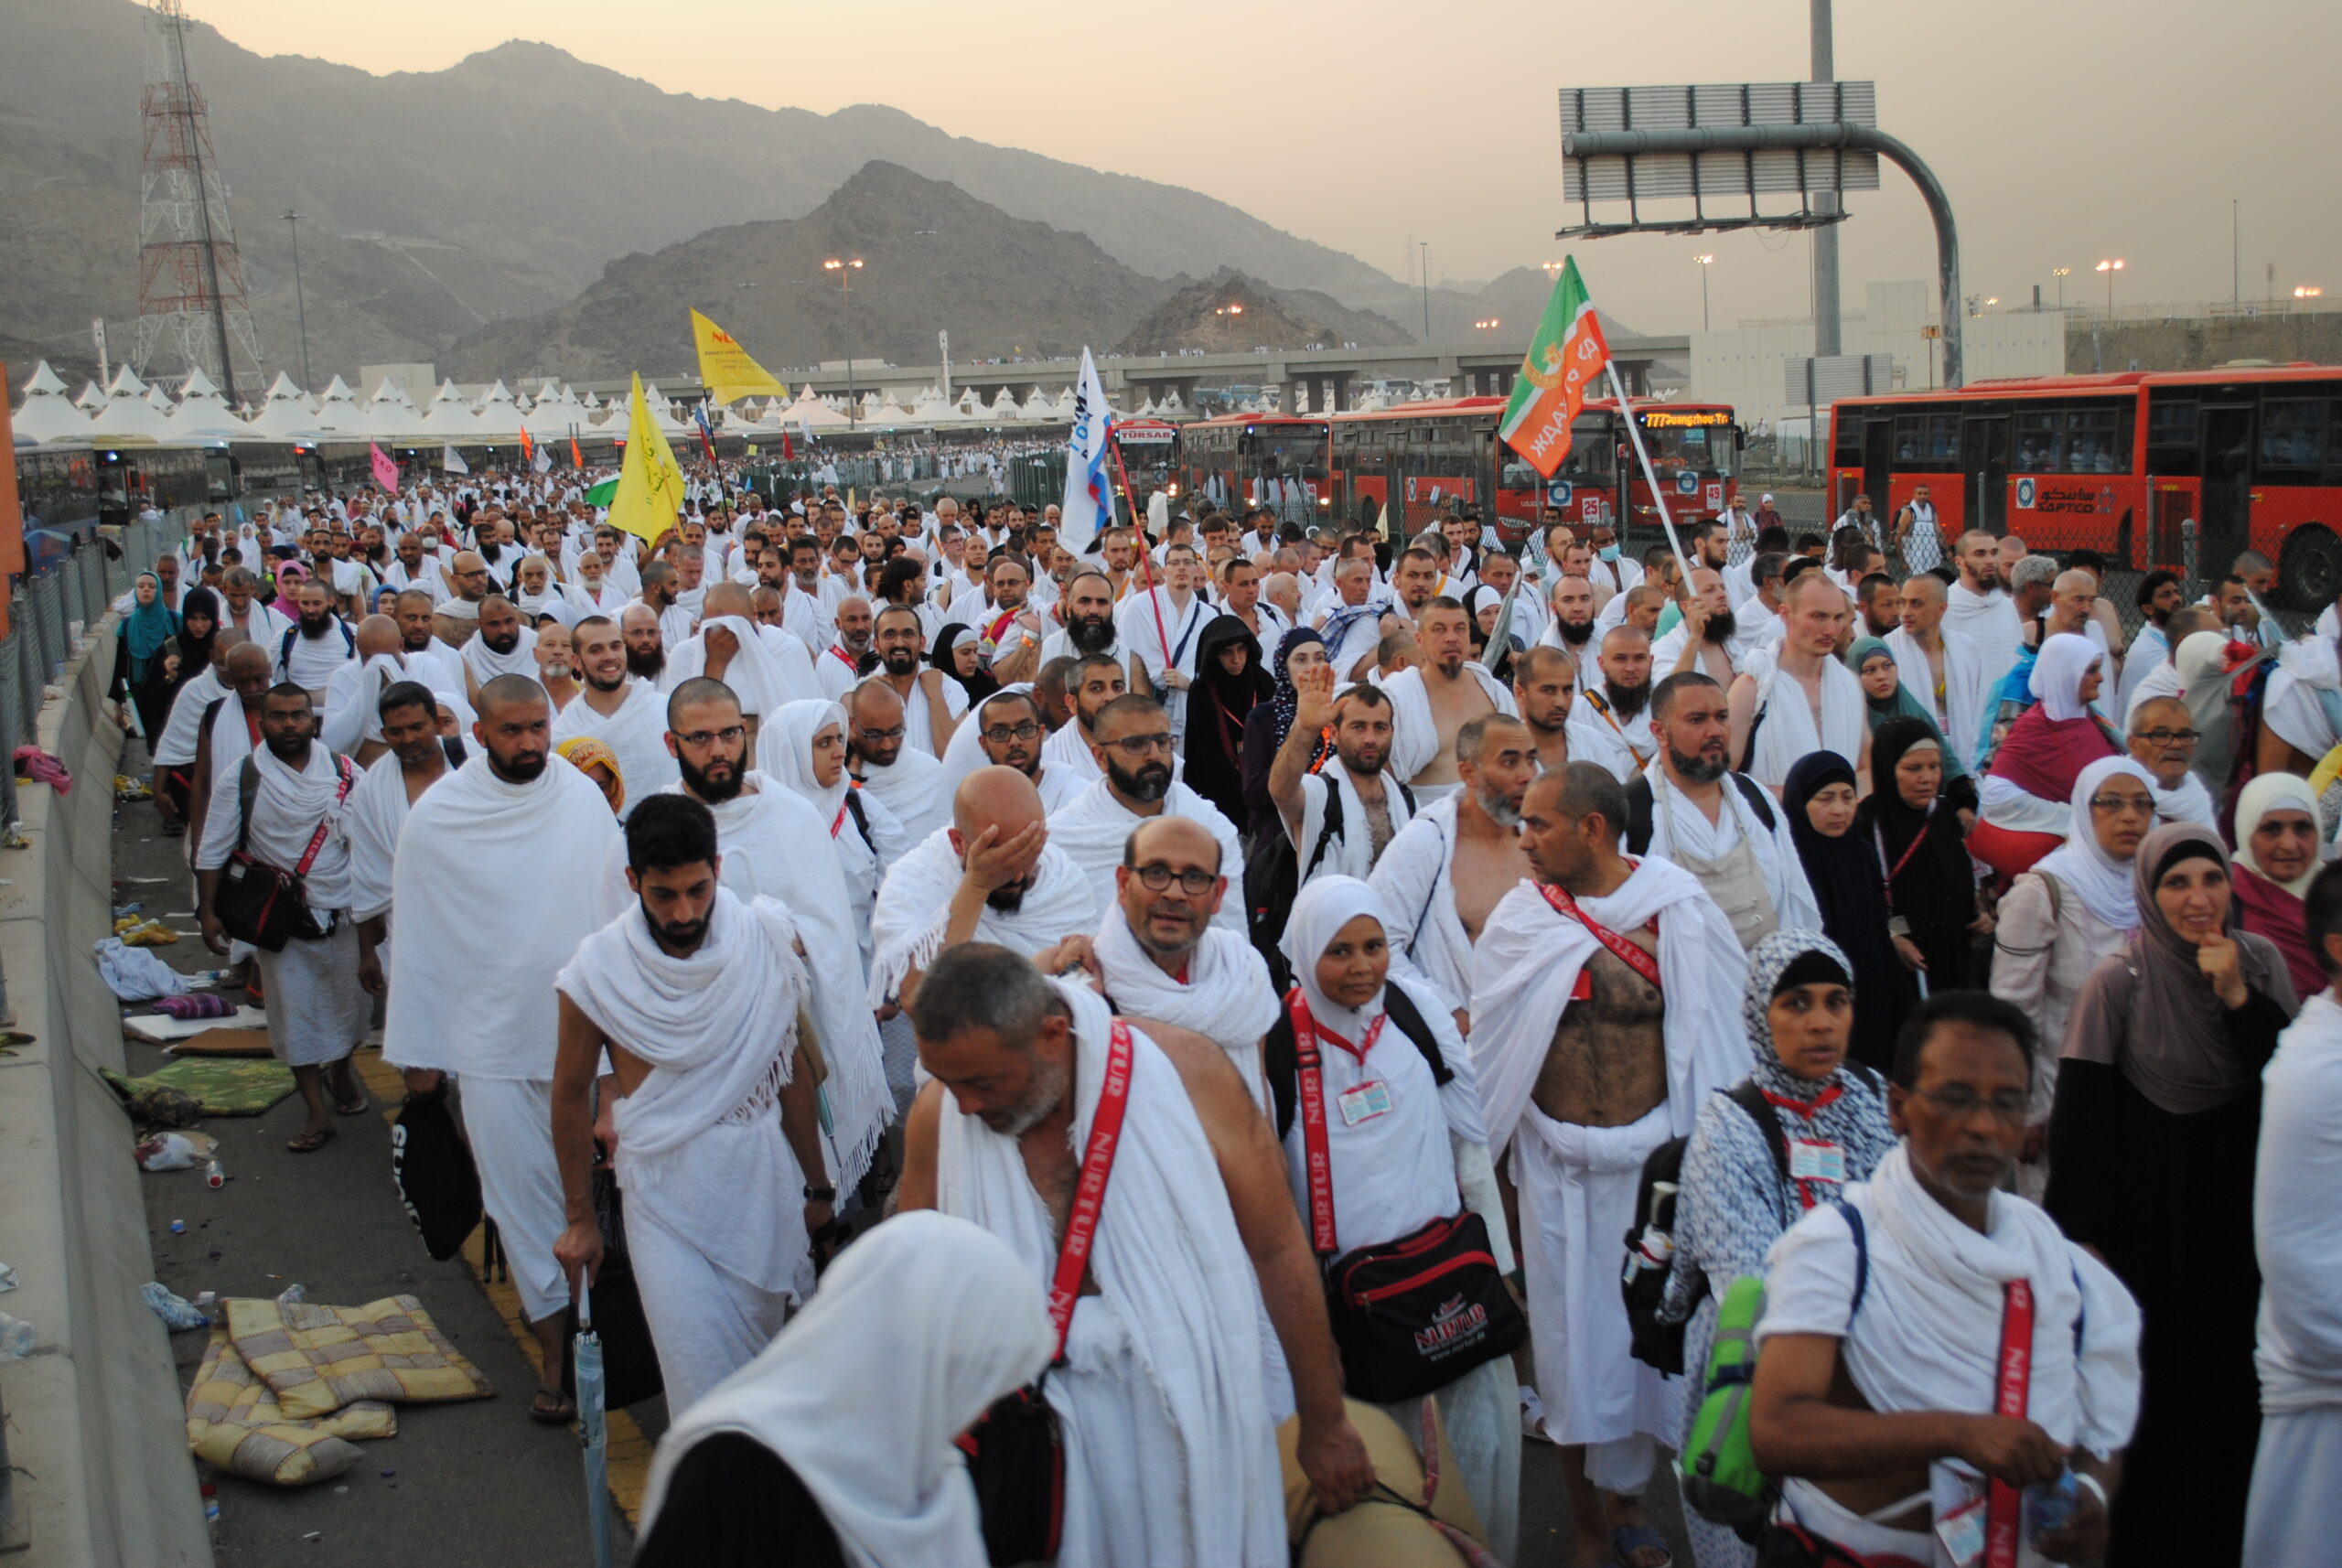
top-left (1562, 120), bottom-right (1962, 387)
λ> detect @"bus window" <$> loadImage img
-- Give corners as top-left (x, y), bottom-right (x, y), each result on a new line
top-left (2063, 407), bottom-right (2124, 474)
top-left (2014, 411), bottom-right (2059, 472)
top-left (2260, 398), bottom-right (2330, 472)
top-left (1892, 412), bottom-right (1961, 468)
top-left (2145, 398), bottom-right (2199, 477)
top-left (1832, 413), bottom-right (1864, 468)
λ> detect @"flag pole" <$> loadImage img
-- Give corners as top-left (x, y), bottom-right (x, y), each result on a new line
top-left (1104, 424), bottom-right (1176, 674)
top-left (1602, 361), bottom-right (1697, 591)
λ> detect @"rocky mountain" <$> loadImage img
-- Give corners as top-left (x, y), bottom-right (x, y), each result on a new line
top-left (1113, 270), bottom-right (1413, 356)
top-left (0, 0), bottom-right (1394, 388)
top-left (442, 164), bottom-right (1179, 382)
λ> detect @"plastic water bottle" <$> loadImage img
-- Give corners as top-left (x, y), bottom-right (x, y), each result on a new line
top-left (205, 1159), bottom-right (225, 1189)
top-left (0, 1311), bottom-right (34, 1359)
top-left (2025, 1469), bottom-right (2080, 1542)
top-left (275, 1283), bottom-right (306, 1306)
top-left (200, 1482), bottom-right (220, 1524)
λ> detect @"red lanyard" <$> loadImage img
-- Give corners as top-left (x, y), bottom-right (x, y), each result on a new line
top-left (1986, 1280), bottom-right (2036, 1568)
top-left (828, 800), bottom-right (848, 839)
top-left (1043, 1021), bottom-right (1133, 1364)
top-left (1289, 991), bottom-right (1386, 1256)
top-left (1763, 1086), bottom-right (1843, 1210)
top-left (1537, 883), bottom-right (1662, 992)
top-left (828, 644), bottom-right (856, 671)
top-left (1872, 802), bottom-right (1938, 908)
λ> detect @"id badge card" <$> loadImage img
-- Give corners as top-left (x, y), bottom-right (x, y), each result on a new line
top-left (1934, 1479), bottom-right (1987, 1568)
top-left (1789, 1139), bottom-right (1847, 1185)
top-left (1337, 1079), bottom-right (1393, 1126)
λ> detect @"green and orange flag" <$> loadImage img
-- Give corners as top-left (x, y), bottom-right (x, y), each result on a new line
top-left (1499, 256), bottom-right (1610, 478)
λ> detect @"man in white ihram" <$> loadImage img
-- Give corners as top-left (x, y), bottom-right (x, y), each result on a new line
top-left (553, 794), bottom-right (833, 1417)
top-left (383, 674), bottom-right (618, 1423)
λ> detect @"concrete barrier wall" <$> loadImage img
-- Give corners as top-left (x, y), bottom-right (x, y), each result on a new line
top-left (0, 624), bottom-right (213, 1567)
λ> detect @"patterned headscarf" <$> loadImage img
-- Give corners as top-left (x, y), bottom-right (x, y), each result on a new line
top-left (555, 736), bottom-right (625, 816)
top-left (1268, 625), bottom-right (1327, 748)
top-left (1741, 929), bottom-right (1875, 1112)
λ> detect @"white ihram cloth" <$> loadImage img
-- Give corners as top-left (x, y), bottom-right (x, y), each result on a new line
top-left (935, 685), bottom-right (1083, 812)
top-left (1738, 648), bottom-right (1869, 790)
top-left (1886, 626), bottom-right (1992, 773)
top-left (639, 1211), bottom-right (1053, 1568)
top-left (870, 828), bottom-right (1100, 1007)
top-left (1636, 761), bottom-right (1824, 937)
top-left (552, 678), bottom-right (679, 820)
top-left (459, 625), bottom-right (539, 687)
top-left (1759, 1144), bottom-right (2142, 1561)
top-left (1470, 860), bottom-right (1750, 1465)
top-left (1043, 719), bottom-right (1105, 789)
top-left (345, 752), bottom-right (435, 925)
top-left (854, 746), bottom-right (950, 856)
top-left (2247, 993), bottom-right (2342, 1559)
top-left (1565, 689), bottom-right (1658, 783)
top-left (154, 667), bottom-right (225, 768)
top-left (1944, 581), bottom-right (2023, 683)
top-left (1275, 876), bottom-right (1517, 1561)
top-left (1380, 663), bottom-right (1517, 784)
top-left (1119, 587), bottom-right (1212, 738)
top-left (1295, 764), bottom-right (1416, 886)
top-left (897, 672), bottom-right (969, 757)
top-left (598, 775), bottom-right (892, 1194)
top-left (2262, 637), bottom-right (2342, 760)
top-left (1367, 794), bottom-right (1475, 1015)
top-left (933, 982), bottom-right (1285, 1567)
top-left (1048, 779), bottom-right (1247, 935)
top-left (321, 652), bottom-right (409, 756)
top-left (1092, 908), bottom-right (1279, 1107)
top-left (558, 890), bottom-right (814, 1413)
top-left (383, 755), bottom-right (620, 1080)
top-left (760, 701), bottom-right (884, 965)
top-left (665, 615), bottom-right (820, 719)
top-left (194, 744), bottom-right (368, 1069)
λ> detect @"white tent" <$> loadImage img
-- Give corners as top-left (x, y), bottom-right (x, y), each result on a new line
top-left (987, 386), bottom-right (1022, 421)
top-left (310, 375), bottom-right (369, 439)
top-left (785, 387), bottom-right (851, 428)
top-left (73, 380), bottom-right (106, 412)
top-left (12, 361), bottom-right (91, 444)
top-left (246, 371), bottom-right (324, 441)
top-left (470, 379), bottom-right (524, 442)
top-left (88, 366), bottom-right (175, 444)
top-left (167, 366), bottom-right (247, 443)
top-left (416, 379), bottom-right (487, 441)
top-left (364, 376), bottom-right (425, 442)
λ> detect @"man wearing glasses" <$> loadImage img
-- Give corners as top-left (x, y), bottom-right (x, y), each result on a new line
top-left (1047, 693), bottom-right (1247, 933)
top-left (2126, 696), bottom-right (2217, 828)
top-left (968, 687), bottom-right (1079, 811)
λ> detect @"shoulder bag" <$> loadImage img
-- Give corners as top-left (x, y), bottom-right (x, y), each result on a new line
top-left (214, 753), bottom-right (357, 951)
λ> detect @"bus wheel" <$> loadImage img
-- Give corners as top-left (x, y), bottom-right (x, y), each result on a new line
top-left (2280, 527), bottom-right (2342, 612)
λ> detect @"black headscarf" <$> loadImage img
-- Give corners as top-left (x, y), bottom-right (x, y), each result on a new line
top-left (1185, 614), bottom-right (1273, 829)
top-left (1784, 750), bottom-right (1907, 1069)
top-left (1856, 714), bottom-right (1976, 988)
top-left (175, 586), bottom-right (221, 689)
top-left (929, 622), bottom-right (999, 705)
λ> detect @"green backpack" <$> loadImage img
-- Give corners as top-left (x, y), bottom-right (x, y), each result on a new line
top-left (1679, 1204), bottom-right (1871, 1529)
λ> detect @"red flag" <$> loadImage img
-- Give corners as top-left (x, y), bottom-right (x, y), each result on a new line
top-left (782, 429), bottom-right (796, 461)
top-left (518, 424), bottom-right (534, 461)
top-left (571, 435), bottom-right (584, 470)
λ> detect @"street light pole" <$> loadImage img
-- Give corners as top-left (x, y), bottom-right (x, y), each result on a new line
top-left (2052, 266), bottom-right (2070, 313)
top-left (2097, 257), bottom-right (2123, 320)
top-left (1694, 253), bottom-right (1715, 331)
top-left (824, 256), bottom-right (864, 428)
top-left (283, 209), bottom-right (312, 390)
top-left (1419, 242), bottom-right (1432, 341)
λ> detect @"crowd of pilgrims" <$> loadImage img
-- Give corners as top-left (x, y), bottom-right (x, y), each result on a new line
top-left (102, 462), bottom-right (2342, 1566)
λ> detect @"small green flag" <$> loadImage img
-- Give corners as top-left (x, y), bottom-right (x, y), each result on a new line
top-left (585, 477), bottom-right (618, 507)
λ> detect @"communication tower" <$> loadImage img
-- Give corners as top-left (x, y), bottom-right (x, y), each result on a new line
top-left (133, 0), bottom-right (263, 394)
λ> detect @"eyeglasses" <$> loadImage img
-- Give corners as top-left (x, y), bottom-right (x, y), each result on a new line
top-left (2133, 727), bottom-right (2200, 746)
top-left (1106, 733), bottom-right (1175, 757)
top-left (1909, 1085), bottom-right (2032, 1124)
top-left (674, 725), bottom-right (746, 749)
top-left (981, 720), bottom-right (1041, 745)
top-left (2088, 794), bottom-right (2155, 817)
top-left (854, 725), bottom-right (907, 743)
top-left (1130, 864), bottom-right (1219, 895)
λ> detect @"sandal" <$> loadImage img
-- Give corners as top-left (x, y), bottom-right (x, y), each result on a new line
top-left (285, 1127), bottom-right (335, 1154)
top-left (530, 1384), bottom-right (577, 1425)
top-left (332, 1090), bottom-right (371, 1117)
top-left (1610, 1524), bottom-right (1674, 1568)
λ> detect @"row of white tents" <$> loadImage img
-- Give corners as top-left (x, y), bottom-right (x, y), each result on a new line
top-left (10, 361), bottom-right (1210, 449)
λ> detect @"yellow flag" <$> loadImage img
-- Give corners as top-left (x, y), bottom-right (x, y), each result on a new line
top-left (608, 373), bottom-right (688, 546)
top-left (690, 308), bottom-right (784, 404)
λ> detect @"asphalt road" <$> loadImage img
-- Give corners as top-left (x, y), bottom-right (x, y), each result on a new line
top-left (112, 736), bottom-right (1693, 1568)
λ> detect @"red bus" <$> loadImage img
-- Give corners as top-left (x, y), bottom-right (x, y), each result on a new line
top-left (1828, 365), bottom-right (2342, 609)
top-left (1177, 396), bottom-right (1743, 550)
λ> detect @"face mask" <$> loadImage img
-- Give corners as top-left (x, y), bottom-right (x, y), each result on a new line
top-left (1598, 544), bottom-right (1621, 563)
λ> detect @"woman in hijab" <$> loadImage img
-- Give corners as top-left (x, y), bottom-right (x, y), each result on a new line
top-left (2231, 771), bottom-right (2326, 1001)
top-left (1184, 613), bottom-right (1273, 830)
top-left (554, 735), bottom-right (625, 817)
top-left (762, 698), bottom-right (889, 975)
top-left (2175, 628), bottom-right (2254, 792)
top-left (2047, 822), bottom-right (2298, 1568)
top-left (1783, 752), bottom-right (1907, 1069)
top-left (110, 571), bottom-right (188, 743)
top-left (1857, 715), bottom-right (1982, 989)
top-left (1239, 626), bottom-right (1333, 843)
top-left (1660, 930), bottom-right (1896, 1568)
top-left (1992, 755), bottom-right (2157, 1198)
top-left (926, 623), bottom-right (998, 708)
top-left (1973, 631), bottom-right (2120, 878)
top-left (1846, 635), bottom-right (1972, 795)
top-left (1461, 584), bottom-right (1524, 684)
top-left (635, 1210), bottom-right (1052, 1568)
top-left (1272, 875), bottom-right (1518, 1561)
top-left (267, 557), bottom-right (308, 621)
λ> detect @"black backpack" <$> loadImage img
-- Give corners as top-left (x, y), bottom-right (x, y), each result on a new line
top-left (1621, 1066), bottom-right (1880, 1375)
top-left (1263, 980), bottom-right (1453, 1144)
top-left (1621, 771), bottom-right (1776, 855)
top-left (1243, 770), bottom-right (1417, 992)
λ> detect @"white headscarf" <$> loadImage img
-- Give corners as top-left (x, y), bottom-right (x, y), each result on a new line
top-left (2235, 770), bottom-right (2324, 897)
top-left (1277, 875), bottom-right (1391, 1047)
top-left (2029, 755), bottom-right (2156, 930)
top-left (760, 698), bottom-right (849, 827)
top-left (2029, 631), bottom-right (2102, 723)
top-left (639, 1211), bottom-right (1052, 1568)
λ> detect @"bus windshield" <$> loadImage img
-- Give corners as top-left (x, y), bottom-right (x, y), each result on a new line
top-left (1637, 412), bottom-right (1737, 478)
top-left (1239, 426), bottom-right (1329, 482)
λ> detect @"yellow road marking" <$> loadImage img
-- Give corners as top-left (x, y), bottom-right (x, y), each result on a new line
top-left (353, 1046), bottom-right (652, 1526)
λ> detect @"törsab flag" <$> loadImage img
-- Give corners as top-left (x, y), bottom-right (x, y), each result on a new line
top-left (1499, 256), bottom-right (1609, 479)
top-left (1059, 348), bottom-right (1115, 553)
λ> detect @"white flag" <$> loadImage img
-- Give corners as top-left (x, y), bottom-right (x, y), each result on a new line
top-left (441, 444), bottom-right (469, 476)
top-left (532, 444), bottom-right (552, 475)
top-left (1059, 348), bottom-right (1115, 554)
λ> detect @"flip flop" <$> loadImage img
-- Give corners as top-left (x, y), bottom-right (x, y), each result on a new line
top-left (285, 1127), bottom-right (335, 1154)
top-left (332, 1090), bottom-right (371, 1117)
top-left (530, 1384), bottom-right (576, 1425)
top-left (1610, 1523), bottom-right (1673, 1568)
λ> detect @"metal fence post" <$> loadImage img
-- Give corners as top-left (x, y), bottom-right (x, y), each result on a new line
top-left (2181, 517), bottom-right (2200, 603)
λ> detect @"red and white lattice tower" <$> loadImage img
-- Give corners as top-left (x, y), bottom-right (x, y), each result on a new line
top-left (132, 0), bottom-right (263, 395)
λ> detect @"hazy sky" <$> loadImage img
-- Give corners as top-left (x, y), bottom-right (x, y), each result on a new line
top-left (186, 0), bottom-right (2341, 334)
